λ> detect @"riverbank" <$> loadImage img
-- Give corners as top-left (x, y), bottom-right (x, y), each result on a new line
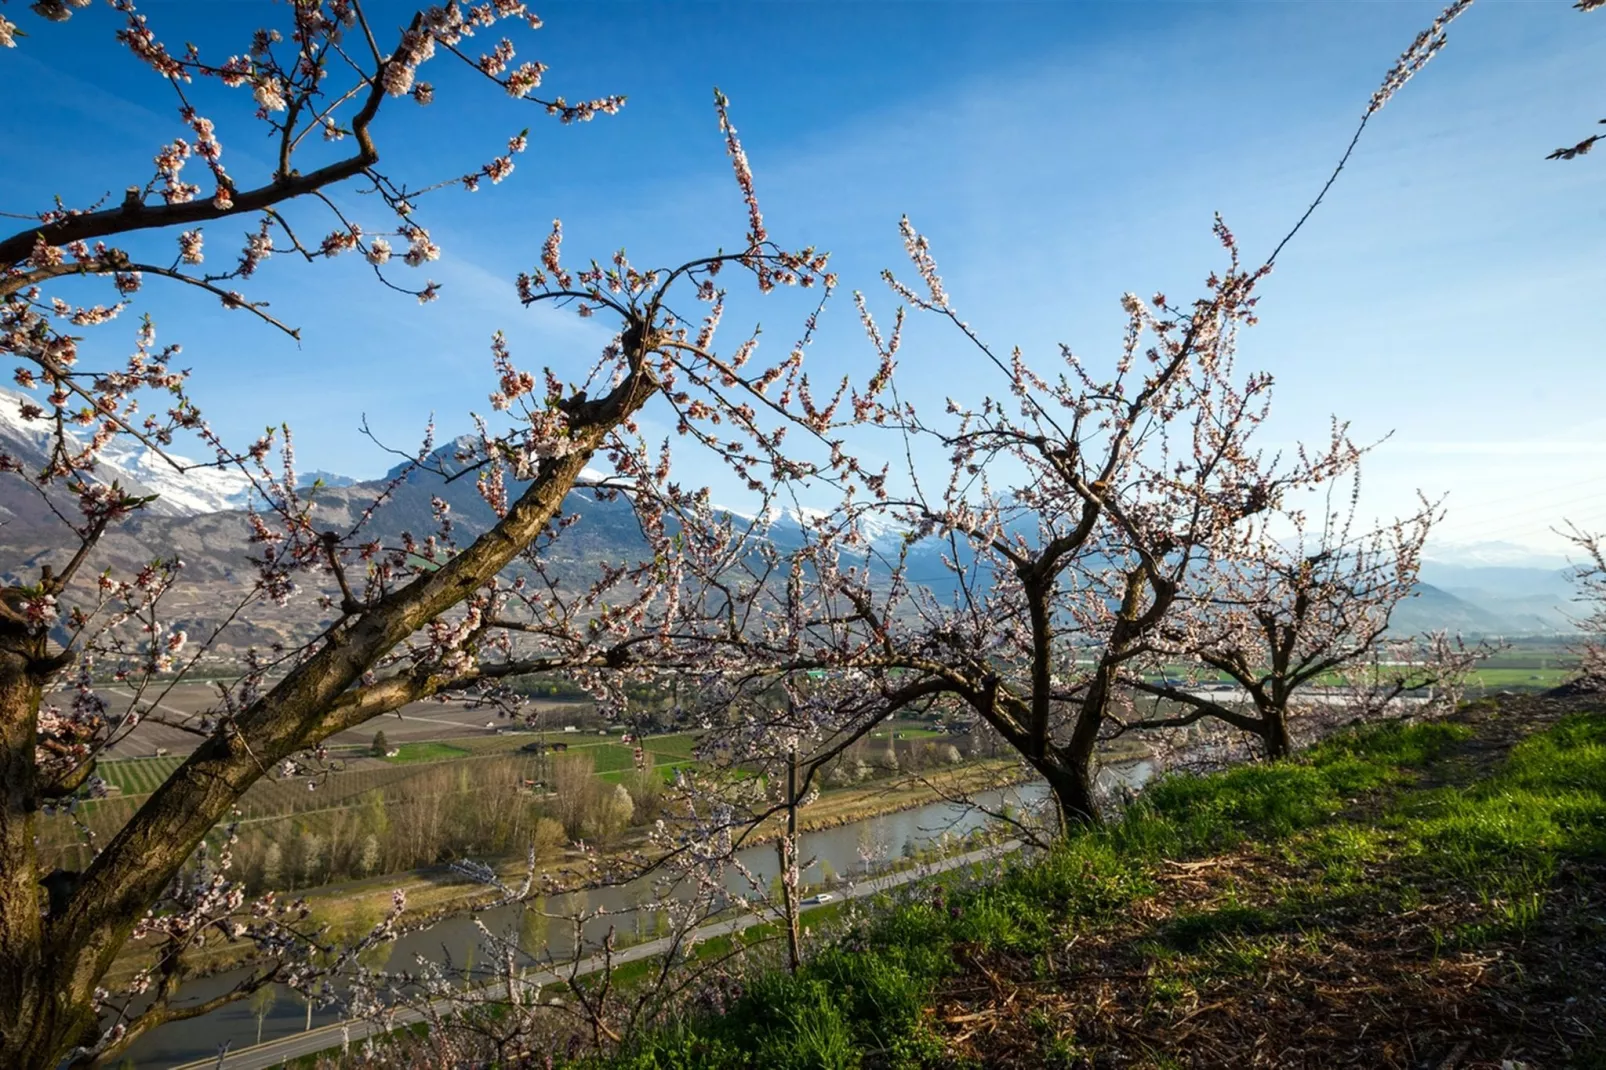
top-left (602, 691), bottom-right (1606, 1069)
top-left (170, 840), bottom-right (1031, 1070)
top-left (101, 756), bottom-right (1042, 989)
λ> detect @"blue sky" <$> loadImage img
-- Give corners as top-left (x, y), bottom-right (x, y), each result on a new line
top-left (2, 1), bottom-right (1602, 562)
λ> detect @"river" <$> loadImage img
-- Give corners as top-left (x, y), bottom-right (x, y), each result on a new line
top-left (120, 761), bottom-right (1153, 1067)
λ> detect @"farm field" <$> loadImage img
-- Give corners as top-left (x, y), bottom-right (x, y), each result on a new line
top-left (1466, 667), bottom-right (1572, 688)
top-left (870, 725), bottom-right (948, 740)
top-left (72, 719), bottom-right (967, 877)
top-left (47, 681), bottom-right (593, 761)
top-left (93, 730), bottom-right (703, 807)
top-left (384, 742), bottom-right (471, 763)
top-left (98, 756), bottom-right (183, 796)
top-left (1137, 643), bottom-right (1582, 692)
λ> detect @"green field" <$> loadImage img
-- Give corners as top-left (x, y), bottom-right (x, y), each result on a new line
top-left (640, 733), bottom-right (700, 761)
top-left (598, 758), bottom-right (695, 785)
top-left (1466, 667), bottom-right (1571, 688)
top-left (384, 741), bottom-right (471, 763)
top-left (1138, 646), bottom-right (1582, 693)
top-left (427, 733), bottom-right (539, 755)
top-left (99, 756), bottom-right (183, 796)
top-left (575, 742), bottom-right (632, 774)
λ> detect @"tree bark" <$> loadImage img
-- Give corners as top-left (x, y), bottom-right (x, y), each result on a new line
top-left (0, 636), bottom-right (64, 1066)
top-left (779, 747), bottom-right (802, 974)
top-left (1036, 752), bottom-right (1100, 832)
top-left (1261, 707), bottom-right (1294, 760)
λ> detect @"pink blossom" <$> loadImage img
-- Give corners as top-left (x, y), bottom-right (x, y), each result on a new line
top-left (381, 60), bottom-right (414, 97)
top-left (485, 155), bottom-right (514, 183)
top-left (28, 237), bottom-right (65, 270)
top-left (253, 79), bottom-right (287, 112)
top-left (505, 60), bottom-right (546, 98)
top-left (403, 228), bottom-right (439, 266)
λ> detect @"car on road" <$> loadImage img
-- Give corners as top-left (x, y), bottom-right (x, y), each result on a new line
top-left (801, 892), bottom-right (835, 906)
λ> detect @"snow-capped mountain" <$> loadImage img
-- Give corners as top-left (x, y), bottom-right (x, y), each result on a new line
top-left (0, 388), bottom-right (172, 522)
top-left (1423, 539), bottom-right (1577, 570)
top-left (95, 439), bottom-right (257, 515)
top-left (0, 388), bottom-right (352, 520)
top-left (296, 469), bottom-right (360, 489)
top-left (714, 502), bottom-right (905, 546)
top-left (3, 385), bottom-right (1595, 643)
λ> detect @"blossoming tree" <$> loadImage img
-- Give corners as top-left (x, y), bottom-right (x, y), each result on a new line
top-left (0, 4), bottom-right (850, 1066)
top-left (714, 0), bottom-right (1478, 833)
top-left (1107, 483), bottom-right (1462, 759)
top-left (1557, 523), bottom-right (1606, 691)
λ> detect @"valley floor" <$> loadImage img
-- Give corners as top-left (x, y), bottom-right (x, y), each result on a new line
top-left (101, 758), bottom-right (1032, 990)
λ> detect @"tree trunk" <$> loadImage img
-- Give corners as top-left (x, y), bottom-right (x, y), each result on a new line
top-left (1261, 708), bottom-right (1294, 760)
top-left (1037, 752), bottom-right (1100, 833)
top-left (778, 748), bottom-right (802, 973)
top-left (0, 636), bottom-right (83, 1070)
top-left (1046, 661), bottom-right (1115, 834)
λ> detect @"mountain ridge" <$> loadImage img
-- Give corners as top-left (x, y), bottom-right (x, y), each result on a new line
top-left (0, 387), bottom-right (357, 525)
top-left (0, 391), bottom-right (1589, 645)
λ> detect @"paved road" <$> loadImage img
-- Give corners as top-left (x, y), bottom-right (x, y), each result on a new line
top-left (1178, 687), bottom-right (1431, 708)
top-left (168, 840), bottom-right (1023, 1070)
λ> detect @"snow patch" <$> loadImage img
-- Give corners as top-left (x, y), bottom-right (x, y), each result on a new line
top-left (0, 388), bottom-right (353, 517)
top-left (97, 439), bottom-right (256, 515)
top-left (1423, 539), bottom-right (1575, 570)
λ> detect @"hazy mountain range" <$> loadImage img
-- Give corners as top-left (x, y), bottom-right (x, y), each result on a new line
top-left (0, 388), bottom-right (1590, 646)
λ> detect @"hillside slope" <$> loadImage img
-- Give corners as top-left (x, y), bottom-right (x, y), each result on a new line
top-left (604, 691), bottom-right (1606, 1070)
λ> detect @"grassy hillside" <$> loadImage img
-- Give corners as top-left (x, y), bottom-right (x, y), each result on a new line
top-left (598, 692), bottom-right (1606, 1069)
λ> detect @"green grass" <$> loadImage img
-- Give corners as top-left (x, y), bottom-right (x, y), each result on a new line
top-left (581, 742), bottom-right (637, 774)
top-left (641, 732), bottom-right (700, 761)
top-left (1390, 713), bottom-right (1606, 909)
top-left (595, 710), bottom-right (1606, 1069)
top-left (1464, 667), bottom-right (1572, 688)
top-left (598, 760), bottom-right (693, 786)
top-left (383, 741), bottom-right (471, 763)
top-left (99, 756), bottom-right (183, 795)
